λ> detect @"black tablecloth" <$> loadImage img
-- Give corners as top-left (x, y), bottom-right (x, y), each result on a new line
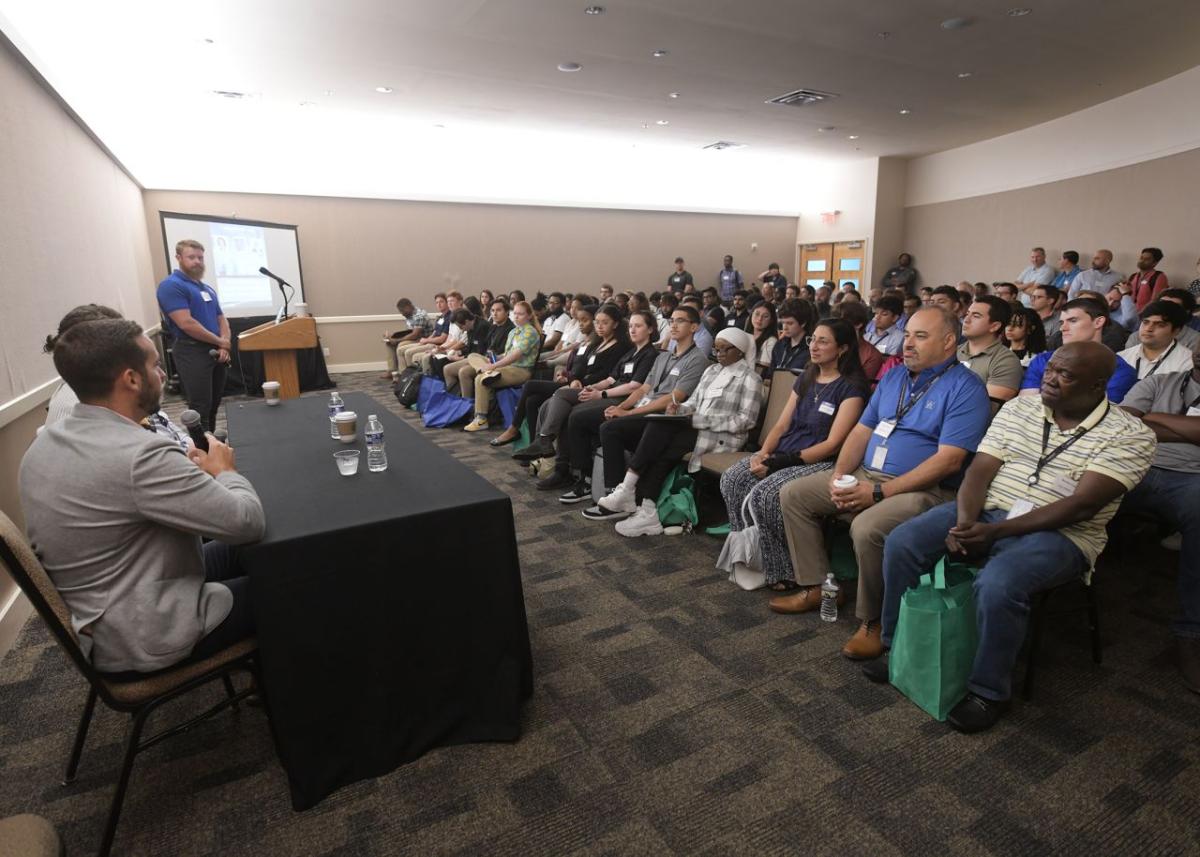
top-left (221, 316), bottom-right (335, 397)
top-left (226, 392), bottom-right (533, 810)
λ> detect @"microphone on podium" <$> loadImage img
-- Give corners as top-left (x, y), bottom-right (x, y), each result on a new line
top-left (180, 410), bottom-right (210, 452)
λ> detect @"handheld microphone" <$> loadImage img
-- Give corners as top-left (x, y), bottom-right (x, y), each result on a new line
top-left (180, 410), bottom-right (210, 452)
top-left (213, 429), bottom-right (229, 444)
top-left (208, 349), bottom-right (220, 359)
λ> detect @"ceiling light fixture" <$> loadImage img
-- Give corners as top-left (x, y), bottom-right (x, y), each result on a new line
top-left (655, 119), bottom-right (669, 125)
top-left (668, 91), bottom-right (680, 99)
top-left (940, 16), bottom-right (973, 29)
top-left (652, 49), bottom-right (669, 58)
top-left (374, 86), bottom-right (393, 93)
top-left (557, 62), bottom-right (582, 72)
top-left (956, 71), bottom-right (973, 78)
top-left (1007, 7), bottom-right (1033, 16)
top-left (202, 38), bottom-right (214, 44)
top-left (899, 108), bottom-right (911, 115)
top-left (847, 135), bottom-right (860, 140)
top-left (584, 5), bottom-right (605, 14)
top-left (818, 126), bottom-right (836, 132)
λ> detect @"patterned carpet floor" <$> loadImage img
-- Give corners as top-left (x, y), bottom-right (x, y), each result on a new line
top-left (1, 371), bottom-right (1198, 856)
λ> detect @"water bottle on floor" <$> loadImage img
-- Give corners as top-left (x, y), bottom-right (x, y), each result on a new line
top-left (820, 573), bottom-right (839, 623)
top-left (328, 391), bottom-right (344, 439)
top-left (366, 414), bottom-right (387, 472)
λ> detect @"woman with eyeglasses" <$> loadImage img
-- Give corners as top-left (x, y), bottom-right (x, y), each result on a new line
top-left (718, 319), bottom-right (868, 590)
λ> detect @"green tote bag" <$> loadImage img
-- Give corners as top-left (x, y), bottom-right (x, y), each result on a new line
top-left (655, 464), bottom-right (699, 528)
top-left (888, 556), bottom-right (979, 721)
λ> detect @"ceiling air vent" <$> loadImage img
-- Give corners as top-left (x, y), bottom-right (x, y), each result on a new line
top-left (702, 140), bottom-right (746, 151)
top-left (765, 88), bottom-right (838, 107)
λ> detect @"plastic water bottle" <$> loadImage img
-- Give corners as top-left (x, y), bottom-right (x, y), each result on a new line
top-left (328, 391), bottom-right (344, 439)
top-left (820, 573), bottom-right (840, 623)
top-left (365, 414), bottom-right (387, 472)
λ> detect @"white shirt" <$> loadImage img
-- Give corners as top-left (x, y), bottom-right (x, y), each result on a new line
top-left (557, 318), bottom-right (583, 349)
top-left (1118, 341), bottom-right (1195, 380)
top-left (550, 313), bottom-right (573, 335)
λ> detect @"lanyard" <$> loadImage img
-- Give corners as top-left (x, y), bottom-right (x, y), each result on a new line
top-left (1028, 403), bottom-right (1107, 485)
top-left (893, 362), bottom-right (955, 424)
top-left (776, 339), bottom-right (805, 368)
top-left (1136, 340), bottom-right (1177, 379)
top-left (1178, 373), bottom-right (1200, 414)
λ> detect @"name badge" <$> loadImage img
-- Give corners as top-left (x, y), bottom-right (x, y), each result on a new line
top-left (870, 445), bottom-right (888, 470)
top-left (201, 291), bottom-right (213, 302)
top-left (624, 362), bottom-right (634, 374)
top-left (874, 419), bottom-right (896, 439)
top-left (1051, 474), bottom-right (1078, 496)
top-left (1187, 406), bottom-right (1200, 417)
top-left (818, 401), bottom-right (836, 415)
top-left (669, 367), bottom-right (681, 376)
top-left (1007, 498), bottom-right (1035, 519)
top-left (577, 345), bottom-right (587, 356)
top-left (727, 318), bottom-right (737, 326)
top-left (587, 355), bottom-right (596, 365)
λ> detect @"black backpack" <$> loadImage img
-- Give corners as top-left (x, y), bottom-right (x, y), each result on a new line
top-left (393, 366), bottom-right (423, 407)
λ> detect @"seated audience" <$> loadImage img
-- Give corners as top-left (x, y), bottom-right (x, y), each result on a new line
top-left (1030, 284), bottom-right (1062, 340)
top-left (1063, 288), bottom-right (1133, 352)
top-left (701, 287), bottom-right (722, 310)
top-left (418, 308), bottom-right (474, 376)
top-left (397, 291), bottom-right (458, 370)
top-left (1070, 249), bottom-right (1122, 300)
top-left (613, 292), bottom-right (630, 315)
top-left (993, 283), bottom-right (1019, 303)
top-left (865, 295), bottom-right (905, 356)
top-left (726, 291), bottom-right (751, 330)
top-left (1004, 305), bottom-right (1048, 367)
top-left (655, 292), bottom-right (678, 345)
top-left (599, 283), bottom-right (615, 303)
top-left (1014, 246), bottom-right (1056, 304)
top-left (508, 289), bottom-right (526, 305)
top-left (1127, 247), bottom-right (1169, 311)
top-left (770, 308), bottom-right (990, 659)
top-left (765, 299), bottom-right (815, 381)
top-left (871, 343), bottom-right (1156, 731)
top-left (747, 301), bottom-right (778, 374)
top-left (1118, 300), bottom-right (1194, 380)
top-left (960, 296), bottom-right (1023, 403)
top-left (903, 294), bottom-right (922, 320)
top-left (444, 299), bottom-right (514, 394)
top-left (20, 318), bottom-right (266, 673)
top-left (973, 282), bottom-right (990, 299)
top-left (673, 295), bottom-right (715, 356)
top-left (1189, 256), bottom-right (1200, 299)
top-left (918, 285), bottom-right (934, 304)
top-left (543, 295), bottom-right (595, 367)
top-left (703, 306), bottom-right (727, 342)
top-left (927, 285), bottom-right (963, 318)
top-left (1020, 298), bottom-right (1137, 402)
top-left (788, 284), bottom-right (804, 301)
top-left (1120, 348), bottom-right (1200, 692)
top-left (589, 329), bottom-right (764, 536)
top-left (535, 312), bottom-right (662, 498)
top-left (1053, 251), bottom-right (1082, 293)
top-left (462, 301), bottom-right (542, 432)
top-left (1123, 289), bottom-right (1200, 351)
top-left (832, 300), bottom-right (884, 380)
top-left (382, 297), bottom-right (431, 379)
top-left (815, 285), bottom-right (834, 319)
top-left (719, 319), bottom-right (868, 589)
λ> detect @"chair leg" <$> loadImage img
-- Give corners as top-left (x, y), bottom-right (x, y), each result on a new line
top-left (222, 674), bottom-right (239, 710)
top-left (1086, 584), bottom-right (1102, 665)
top-left (97, 707), bottom-right (151, 857)
top-left (63, 687), bottom-right (98, 785)
top-left (1022, 593), bottom-right (1049, 702)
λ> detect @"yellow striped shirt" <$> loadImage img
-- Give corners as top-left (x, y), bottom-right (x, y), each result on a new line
top-left (978, 396), bottom-right (1156, 565)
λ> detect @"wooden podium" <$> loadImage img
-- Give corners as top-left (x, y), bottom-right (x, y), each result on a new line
top-left (238, 316), bottom-right (318, 400)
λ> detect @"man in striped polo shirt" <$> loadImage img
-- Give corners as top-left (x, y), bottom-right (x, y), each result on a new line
top-left (866, 341), bottom-right (1157, 733)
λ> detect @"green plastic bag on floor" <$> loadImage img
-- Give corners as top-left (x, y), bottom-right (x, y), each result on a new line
top-left (830, 526), bottom-right (858, 581)
top-left (510, 417), bottom-right (532, 452)
top-left (888, 556), bottom-right (979, 721)
top-left (655, 464), bottom-right (698, 527)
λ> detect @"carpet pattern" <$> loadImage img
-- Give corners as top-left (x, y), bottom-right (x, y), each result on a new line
top-left (1, 372), bottom-right (1198, 856)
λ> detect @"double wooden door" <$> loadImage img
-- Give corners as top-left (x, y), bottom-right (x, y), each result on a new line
top-left (799, 241), bottom-right (867, 291)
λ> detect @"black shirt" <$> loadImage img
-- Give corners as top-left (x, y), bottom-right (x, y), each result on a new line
top-left (477, 319), bottom-right (515, 356)
top-left (725, 310), bottom-right (750, 330)
top-left (765, 337), bottom-right (810, 380)
top-left (608, 343), bottom-right (659, 386)
top-left (668, 270), bottom-right (694, 291)
top-left (763, 273), bottom-right (788, 290)
top-left (880, 266), bottom-right (917, 292)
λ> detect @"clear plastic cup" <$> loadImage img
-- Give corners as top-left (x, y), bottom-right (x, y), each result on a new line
top-left (334, 450), bottom-right (360, 476)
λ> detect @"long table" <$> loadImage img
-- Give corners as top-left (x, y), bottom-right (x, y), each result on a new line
top-left (226, 391), bottom-right (533, 810)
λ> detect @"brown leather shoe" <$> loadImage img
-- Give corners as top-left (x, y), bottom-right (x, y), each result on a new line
top-left (769, 585), bottom-right (845, 615)
top-left (1179, 637), bottom-right (1200, 694)
top-left (842, 620), bottom-right (884, 660)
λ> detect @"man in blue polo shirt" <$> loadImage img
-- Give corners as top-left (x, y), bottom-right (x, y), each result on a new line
top-left (1020, 297), bottom-right (1137, 403)
top-left (156, 239), bottom-right (231, 432)
top-left (771, 307), bottom-right (990, 660)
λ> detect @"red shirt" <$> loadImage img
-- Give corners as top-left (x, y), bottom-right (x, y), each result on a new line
top-left (1129, 269), bottom-right (1168, 311)
top-left (858, 338), bottom-right (884, 381)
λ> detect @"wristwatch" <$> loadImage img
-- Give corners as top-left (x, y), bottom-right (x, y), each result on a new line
top-left (872, 482), bottom-right (885, 504)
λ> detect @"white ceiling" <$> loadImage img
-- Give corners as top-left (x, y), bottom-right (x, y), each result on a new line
top-left (4, 0), bottom-right (1200, 211)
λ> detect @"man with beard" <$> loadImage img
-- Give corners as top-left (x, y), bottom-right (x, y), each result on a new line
top-left (156, 239), bottom-right (232, 432)
top-left (19, 319), bottom-right (265, 673)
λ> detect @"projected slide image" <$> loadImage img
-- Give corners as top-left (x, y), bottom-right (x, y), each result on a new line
top-left (213, 223), bottom-right (268, 276)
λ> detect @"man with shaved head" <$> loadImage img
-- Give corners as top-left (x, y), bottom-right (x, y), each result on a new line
top-left (868, 341), bottom-right (1157, 732)
top-left (772, 307), bottom-right (991, 660)
top-left (1069, 249), bottom-right (1123, 301)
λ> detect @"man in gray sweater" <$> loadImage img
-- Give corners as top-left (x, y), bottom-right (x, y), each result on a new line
top-left (20, 318), bottom-right (265, 674)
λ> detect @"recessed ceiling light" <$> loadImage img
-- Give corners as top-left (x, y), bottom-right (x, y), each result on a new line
top-left (668, 91), bottom-right (680, 99)
top-left (557, 61), bottom-right (582, 72)
top-left (847, 135), bottom-right (860, 140)
top-left (941, 16), bottom-right (973, 29)
top-left (818, 126), bottom-right (836, 132)
top-left (584, 5), bottom-right (605, 14)
top-left (655, 119), bottom-right (670, 125)
top-left (202, 38), bottom-right (214, 44)
top-left (1007, 7), bottom-right (1033, 16)
top-left (375, 86), bottom-right (393, 93)
top-left (899, 108), bottom-right (911, 115)
top-left (652, 49), bottom-right (669, 58)
top-left (956, 71), bottom-right (973, 79)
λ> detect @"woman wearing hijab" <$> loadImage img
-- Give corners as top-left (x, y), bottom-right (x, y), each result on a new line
top-left (594, 327), bottom-right (764, 538)
top-left (718, 319), bottom-right (868, 590)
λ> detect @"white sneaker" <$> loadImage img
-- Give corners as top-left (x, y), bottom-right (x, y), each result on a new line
top-left (615, 500), bottom-right (664, 538)
top-left (598, 482), bottom-right (638, 515)
top-left (1161, 532), bottom-right (1183, 551)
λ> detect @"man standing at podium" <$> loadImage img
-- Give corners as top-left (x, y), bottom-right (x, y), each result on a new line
top-left (157, 239), bottom-right (231, 431)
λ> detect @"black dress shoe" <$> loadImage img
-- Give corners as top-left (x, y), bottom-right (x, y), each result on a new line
top-left (489, 433), bottom-right (518, 447)
top-left (947, 692), bottom-right (1010, 734)
top-left (536, 470), bottom-right (573, 491)
top-left (513, 439), bottom-right (555, 461)
top-left (861, 654), bottom-right (890, 684)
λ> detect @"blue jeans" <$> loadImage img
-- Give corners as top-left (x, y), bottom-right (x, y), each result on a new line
top-left (881, 502), bottom-right (1087, 701)
top-left (1120, 466), bottom-right (1200, 639)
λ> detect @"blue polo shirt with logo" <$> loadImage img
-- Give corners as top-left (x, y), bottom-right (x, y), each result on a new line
top-left (860, 357), bottom-right (990, 482)
top-left (157, 270), bottom-right (223, 341)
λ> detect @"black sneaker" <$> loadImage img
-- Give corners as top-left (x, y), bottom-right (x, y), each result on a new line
top-left (536, 470), bottom-right (573, 491)
top-left (558, 480), bottom-right (592, 504)
top-left (581, 502), bottom-right (630, 521)
top-left (946, 692), bottom-right (1010, 734)
top-left (861, 654), bottom-right (890, 684)
top-left (513, 439), bottom-right (555, 462)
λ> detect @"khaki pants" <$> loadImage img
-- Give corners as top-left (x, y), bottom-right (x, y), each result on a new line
top-left (385, 341), bottom-right (400, 374)
top-left (396, 342), bottom-right (434, 370)
top-left (443, 358), bottom-right (474, 395)
top-left (778, 467), bottom-right (953, 621)
top-left (466, 353), bottom-right (531, 416)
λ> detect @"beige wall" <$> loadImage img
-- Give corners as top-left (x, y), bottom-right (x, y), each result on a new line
top-left (142, 190), bottom-right (800, 366)
top-left (0, 38), bottom-right (156, 635)
top-left (902, 146), bottom-right (1200, 290)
